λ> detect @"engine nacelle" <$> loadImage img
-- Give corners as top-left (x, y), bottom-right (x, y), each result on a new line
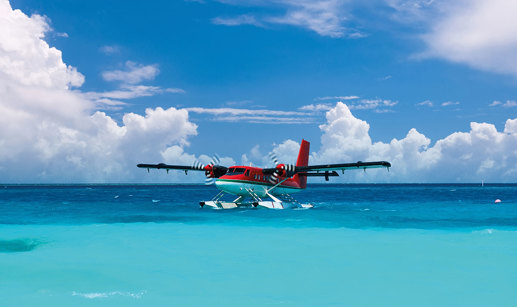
top-left (275, 164), bottom-right (286, 177)
top-left (204, 164), bottom-right (214, 178)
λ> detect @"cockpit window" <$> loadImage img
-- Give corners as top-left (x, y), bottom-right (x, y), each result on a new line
top-left (226, 168), bottom-right (246, 176)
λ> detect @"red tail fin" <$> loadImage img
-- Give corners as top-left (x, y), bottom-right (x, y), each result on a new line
top-left (294, 139), bottom-right (310, 189)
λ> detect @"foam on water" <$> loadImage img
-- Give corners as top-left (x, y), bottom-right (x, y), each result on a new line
top-left (72, 290), bottom-right (146, 299)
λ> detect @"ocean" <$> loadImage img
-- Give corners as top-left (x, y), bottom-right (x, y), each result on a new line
top-left (1, 184), bottom-right (516, 306)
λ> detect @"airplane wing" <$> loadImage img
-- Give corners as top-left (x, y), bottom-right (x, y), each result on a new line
top-left (262, 161), bottom-right (390, 181)
top-left (137, 163), bottom-right (228, 178)
top-left (296, 161), bottom-right (391, 173)
top-left (263, 161), bottom-right (390, 174)
top-left (137, 163), bottom-right (205, 171)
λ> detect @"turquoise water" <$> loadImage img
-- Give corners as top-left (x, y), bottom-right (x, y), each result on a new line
top-left (1, 184), bottom-right (517, 306)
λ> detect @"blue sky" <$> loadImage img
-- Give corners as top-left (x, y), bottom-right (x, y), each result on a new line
top-left (12, 0), bottom-right (517, 149)
top-left (2, 0), bottom-right (517, 182)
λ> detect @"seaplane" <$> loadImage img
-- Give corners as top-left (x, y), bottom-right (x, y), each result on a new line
top-left (137, 139), bottom-right (391, 209)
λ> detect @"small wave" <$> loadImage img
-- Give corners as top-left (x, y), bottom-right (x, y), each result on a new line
top-left (72, 290), bottom-right (146, 299)
top-left (293, 207), bottom-right (311, 210)
top-left (360, 208), bottom-right (370, 211)
top-left (114, 195), bottom-right (119, 199)
top-left (152, 199), bottom-right (160, 203)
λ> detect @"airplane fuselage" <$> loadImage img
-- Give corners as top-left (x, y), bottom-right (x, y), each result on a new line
top-left (214, 166), bottom-right (303, 197)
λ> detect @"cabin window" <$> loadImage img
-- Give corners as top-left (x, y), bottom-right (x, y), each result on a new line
top-left (245, 170), bottom-right (250, 177)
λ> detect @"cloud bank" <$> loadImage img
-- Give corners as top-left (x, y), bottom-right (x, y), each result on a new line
top-left (0, 0), bottom-right (213, 183)
top-left (266, 102), bottom-right (517, 183)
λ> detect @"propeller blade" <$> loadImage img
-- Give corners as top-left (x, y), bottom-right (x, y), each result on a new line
top-left (205, 177), bottom-right (215, 185)
top-left (269, 170), bottom-right (280, 184)
top-left (269, 152), bottom-right (278, 165)
top-left (211, 154), bottom-right (221, 166)
top-left (192, 160), bottom-right (205, 170)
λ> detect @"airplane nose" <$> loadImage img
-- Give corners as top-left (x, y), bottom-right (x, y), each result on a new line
top-left (215, 179), bottom-right (222, 189)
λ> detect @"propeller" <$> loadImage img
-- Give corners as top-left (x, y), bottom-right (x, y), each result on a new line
top-left (201, 154), bottom-right (223, 185)
top-left (267, 152), bottom-right (295, 184)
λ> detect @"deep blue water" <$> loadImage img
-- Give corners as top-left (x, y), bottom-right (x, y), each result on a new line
top-left (1, 184), bottom-right (517, 229)
top-left (1, 184), bottom-right (516, 306)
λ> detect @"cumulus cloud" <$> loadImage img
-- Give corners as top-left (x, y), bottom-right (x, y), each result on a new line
top-left (0, 0), bottom-right (212, 183)
top-left (102, 61), bottom-right (160, 84)
top-left (265, 102), bottom-right (517, 183)
top-left (0, 1), bottom-right (84, 89)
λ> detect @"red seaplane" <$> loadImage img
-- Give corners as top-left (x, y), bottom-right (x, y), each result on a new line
top-left (138, 139), bottom-right (391, 209)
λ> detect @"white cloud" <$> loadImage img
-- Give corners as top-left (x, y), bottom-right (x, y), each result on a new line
top-left (216, 115), bottom-right (314, 124)
top-left (267, 102), bottom-right (517, 182)
top-left (0, 1), bottom-right (84, 89)
top-left (213, 0), bottom-right (362, 38)
top-left (416, 100), bottom-right (433, 107)
top-left (299, 103), bottom-right (333, 111)
top-left (0, 0), bottom-right (213, 183)
top-left (315, 95), bottom-right (359, 101)
top-left (441, 101), bottom-right (459, 106)
top-left (489, 100), bottom-right (517, 108)
top-left (265, 0), bottom-right (350, 38)
top-left (99, 45), bottom-right (120, 54)
top-left (308, 97), bottom-right (396, 113)
top-left (421, 0), bottom-right (517, 77)
top-left (385, 0), bottom-right (438, 23)
top-left (185, 106), bottom-right (319, 124)
top-left (212, 14), bottom-right (263, 27)
top-left (102, 61), bottom-right (160, 84)
top-left (379, 75), bottom-right (392, 81)
top-left (83, 85), bottom-right (184, 111)
top-left (241, 144), bottom-right (263, 166)
top-left (348, 99), bottom-right (398, 112)
top-left (86, 85), bottom-right (184, 100)
top-left (185, 106), bottom-right (307, 116)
